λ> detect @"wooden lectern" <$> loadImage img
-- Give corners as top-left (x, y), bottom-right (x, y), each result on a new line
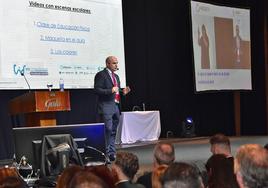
top-left (9, 91), bottom-right (71, 127)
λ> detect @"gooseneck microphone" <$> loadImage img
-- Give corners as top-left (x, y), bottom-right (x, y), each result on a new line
top-left (21, 72), bottom-right (31, 92)
top-left (84, 145), bottom-right (109, 164)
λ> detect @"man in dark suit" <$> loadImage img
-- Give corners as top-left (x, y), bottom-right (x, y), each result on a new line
top-left (94, 56), bottom-right (130, 162)
top-left (112, 151), bottom-right (145, 188)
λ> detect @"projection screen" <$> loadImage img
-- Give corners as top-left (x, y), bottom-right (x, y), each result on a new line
top-left (191, 1), bottom-right (251, 92)
top-left (0, 0), bottom-right (125, 89)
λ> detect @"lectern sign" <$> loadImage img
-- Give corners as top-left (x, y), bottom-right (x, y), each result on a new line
top-left (45, 98), bottom-right (61, 109)
top-left (35, 91), bottom-right (71, 112)
top-left (9, 91), bottom-right (71, 127)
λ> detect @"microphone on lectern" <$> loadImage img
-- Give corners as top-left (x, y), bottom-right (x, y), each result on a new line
top-left (21, 72), bottom-right (31, 92)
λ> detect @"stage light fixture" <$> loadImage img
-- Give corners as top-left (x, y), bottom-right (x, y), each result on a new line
top-left (181, 117), bottom-right (196, 138)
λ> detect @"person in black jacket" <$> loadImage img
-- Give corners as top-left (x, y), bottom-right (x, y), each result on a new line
top-left (94, 56), bottom-right (130, 162)
top-left (112, 151), bottom-right (145, 188)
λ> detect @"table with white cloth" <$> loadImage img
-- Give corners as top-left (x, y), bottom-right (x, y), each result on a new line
top-left (115, 110), bottom-right (161, 144)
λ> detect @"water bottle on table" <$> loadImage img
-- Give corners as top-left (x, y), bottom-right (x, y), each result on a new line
top-left (59, 78), bottom-right (64, 92)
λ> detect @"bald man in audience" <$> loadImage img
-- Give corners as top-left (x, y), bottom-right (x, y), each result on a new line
top-left (234, 144), bottom-right (268, 188)
top-left (136, 142), bottom-right (175, 188)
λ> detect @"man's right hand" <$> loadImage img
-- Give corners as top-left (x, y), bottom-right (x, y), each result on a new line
top-left (112, 86), bottom-right (119, 93)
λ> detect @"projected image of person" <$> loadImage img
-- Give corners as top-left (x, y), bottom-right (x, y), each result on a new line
top-left (234, 24), bottom-right (242, 65)
top-left (94, 56), bottom-right (131, 163)
top-left (198, 24), bottom-right (210, 69)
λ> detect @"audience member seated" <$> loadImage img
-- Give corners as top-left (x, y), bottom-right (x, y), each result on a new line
top-left (206, 154), bottom-right (238, 188)
top-left (69, 170), bottom-right (109, 188)
top-left (151, 165), bottom-right (168, 188)
top-left (205, 133), bottom-right (234, 184)
top-left (209, 133), bottom-right (232, 158)
top-left (56, 165), bottom-right (83, 188)
top-left (0, 166), bottom-right (28, 188)
top-left (234, 144), bottom-right (268, 188)
top-left (0, 176), bottom-right (29, 188)
top-left (112, 151), bottom-right (145, 188)
top-left (137, 142), bottom-right (175, 188)
top-left (161, 162), bottom-right (204, 188)
top-left (0, 167), bottom-right (20, 182)
top-left (86, 165), bottom-right (116, 188)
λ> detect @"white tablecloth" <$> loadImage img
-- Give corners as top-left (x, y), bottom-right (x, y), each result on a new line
top-left (116, 111), bottom-right (161, 144)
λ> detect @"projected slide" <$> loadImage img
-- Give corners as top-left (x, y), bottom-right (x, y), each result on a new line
top-left (191, 1), bottom-right (251, 92)
top-left (0, 0), bottom-right (125, 89)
